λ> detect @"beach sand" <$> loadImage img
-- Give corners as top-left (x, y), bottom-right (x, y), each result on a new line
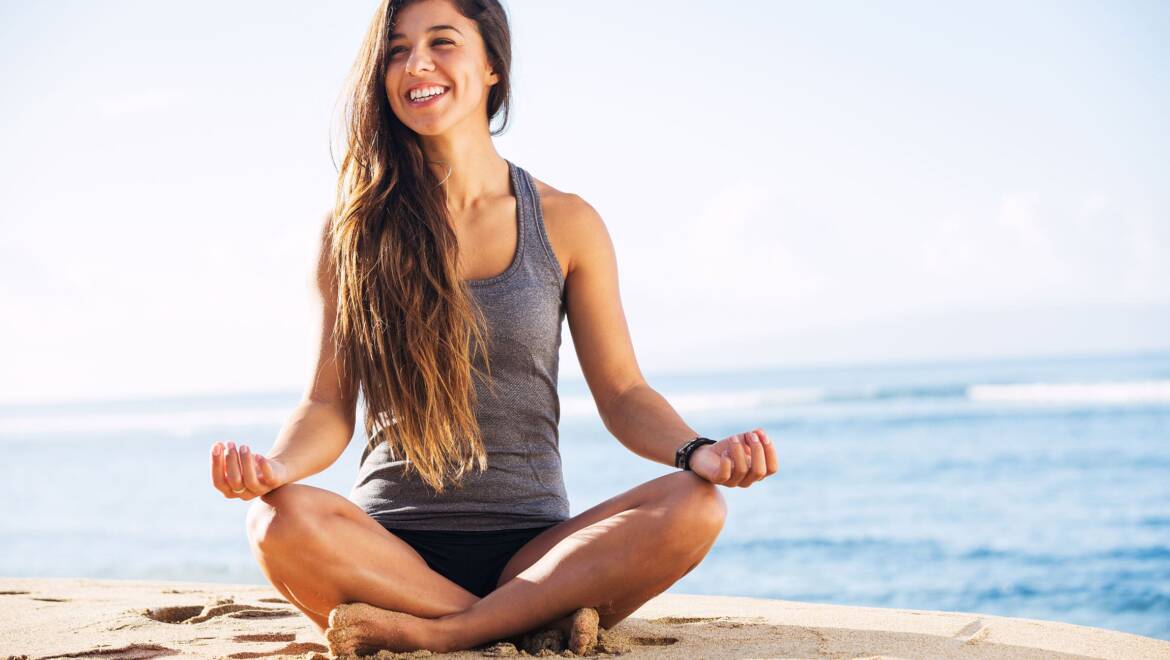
top-left (2, 577), bottom-right (1167, 659)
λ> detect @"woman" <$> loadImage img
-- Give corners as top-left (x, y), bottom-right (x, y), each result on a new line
top-left (208, 0), bottom-right (779, 654)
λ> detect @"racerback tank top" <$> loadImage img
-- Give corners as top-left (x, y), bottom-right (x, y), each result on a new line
top-left (347, 159), bottom-right (572, 532)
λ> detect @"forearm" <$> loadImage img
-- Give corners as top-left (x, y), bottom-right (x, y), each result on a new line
top-left (267, 400), bottom-right (356, 483)
top-left (600, 383), bottom-right (699, 468)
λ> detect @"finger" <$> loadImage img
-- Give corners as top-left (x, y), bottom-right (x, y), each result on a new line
top-left (730, 434), bottom-right (749, 487)
top-left (748, 431), bottom-right (766, 483)
top-left (758, 428), bottom-right (779, 476)
top-left (739, 433), bottom-right (752, 470)
top-left (240, 444), bottom-right (264, 493)
top-left (211, 442), bottom-right (231, 496)
top-left (224, 442), bottom-right (244, 494)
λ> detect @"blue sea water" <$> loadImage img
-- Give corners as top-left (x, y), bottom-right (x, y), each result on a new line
top-left (1, 350), bottom-right (1168, 642)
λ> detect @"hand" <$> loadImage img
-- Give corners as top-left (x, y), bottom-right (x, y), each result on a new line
top-left (687, 428), bottom-right (778, 488)
top-left (210, 441), bottom-right (289, 500)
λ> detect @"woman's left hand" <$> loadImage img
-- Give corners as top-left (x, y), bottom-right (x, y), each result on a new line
top-left (688, 428), bottom-right (778, 488)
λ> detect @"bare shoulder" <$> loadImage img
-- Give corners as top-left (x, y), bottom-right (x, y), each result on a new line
top-left (531, 177), bottom-right (610, 280)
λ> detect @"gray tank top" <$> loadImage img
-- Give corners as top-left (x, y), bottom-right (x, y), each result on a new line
top-left (347, 159), bottom-right (571, 532)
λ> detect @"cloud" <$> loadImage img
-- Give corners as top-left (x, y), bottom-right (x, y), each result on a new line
top-left (94, 89), bottom-right (188, 118)
top-left (913, 190), bottom-right (1169, 307)
top-left (627, 179), bottom-right (827, 310)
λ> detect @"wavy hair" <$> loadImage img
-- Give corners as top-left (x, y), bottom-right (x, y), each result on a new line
top-left (327, 0), bottom-right (513, 493)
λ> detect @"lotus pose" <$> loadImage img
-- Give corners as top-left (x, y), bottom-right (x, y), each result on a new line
top-left (208, 0), bottom-right (779, 654)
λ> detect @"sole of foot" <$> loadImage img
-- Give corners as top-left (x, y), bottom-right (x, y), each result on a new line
top-left (325, 602), bottom-right (421, 656)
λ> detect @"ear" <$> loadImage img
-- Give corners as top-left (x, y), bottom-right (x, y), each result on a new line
top-left (486, 67), bottom-right (499, 86)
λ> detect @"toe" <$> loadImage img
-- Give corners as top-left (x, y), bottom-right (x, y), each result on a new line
top-left (568, 607), bottom-right (600, 654)
top-left (325, 605), bottom-right (357, 655)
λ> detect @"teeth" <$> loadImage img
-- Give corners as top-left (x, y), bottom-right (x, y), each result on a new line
top-left (409, 86), bottom-right (446, 101)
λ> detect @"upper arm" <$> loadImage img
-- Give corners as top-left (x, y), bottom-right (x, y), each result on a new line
top-left (302, 210), bottom-right (359, 429)
top-left (560, 195), bottom-right (647, 419)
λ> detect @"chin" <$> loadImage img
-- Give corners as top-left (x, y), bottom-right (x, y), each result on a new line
top-left (405, 122), bottom-right (451, 137)
top-left (390, 108), bottom-right (453, 138)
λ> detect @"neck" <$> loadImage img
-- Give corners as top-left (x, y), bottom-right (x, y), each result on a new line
top-left (418, 124), bottom-right (508, 214)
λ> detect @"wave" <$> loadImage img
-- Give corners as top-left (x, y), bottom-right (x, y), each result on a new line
top-left (571, 380), bottom-right (1170, 414)
top-left (3, 379), bottom-right (1167, 437)
top-left (966, 381), bottom-right (1170, 404)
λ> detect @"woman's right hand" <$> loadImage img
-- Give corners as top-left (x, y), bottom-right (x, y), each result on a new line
top-left (211, 441), bottom-right (289, 500)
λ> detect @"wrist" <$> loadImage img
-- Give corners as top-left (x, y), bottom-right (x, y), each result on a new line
top-left (675, 436), bottom-right (717, 471)
top-left (265, 451), bottom-right (301, 483)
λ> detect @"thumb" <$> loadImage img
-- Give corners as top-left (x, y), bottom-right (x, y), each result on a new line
top-left (257, 455), bottom-right (287, 487)
top-left (718, 449), bottom-right (733, 482)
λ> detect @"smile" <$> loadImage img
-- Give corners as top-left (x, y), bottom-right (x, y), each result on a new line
top-left (407, 86), bottom-right (449, 106)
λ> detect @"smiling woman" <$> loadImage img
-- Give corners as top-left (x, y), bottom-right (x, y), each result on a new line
top-left (207, 0), bottom-right (778, 655)
top-left (381, 5), bottom-right (509, 138)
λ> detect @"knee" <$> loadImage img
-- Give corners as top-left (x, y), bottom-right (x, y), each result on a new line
top-left (245, 484), bottom-right (323, 551)
top-left (689, 476), bottom-right (728, 537)
top-left (665, 472), bottom-right (727, 543)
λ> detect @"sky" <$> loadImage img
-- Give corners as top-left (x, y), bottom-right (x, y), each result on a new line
top-left (1, 0), bottom-right (1168, 403)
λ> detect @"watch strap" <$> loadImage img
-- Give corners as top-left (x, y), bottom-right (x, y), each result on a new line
top-left (676, 436), bottom-right (717, 471)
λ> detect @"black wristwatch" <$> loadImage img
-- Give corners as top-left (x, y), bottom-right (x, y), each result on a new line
top-left (675, 436), bottom-right (717, 471)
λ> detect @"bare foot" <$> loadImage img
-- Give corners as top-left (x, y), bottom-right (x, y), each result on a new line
top-left (563, 607), bottom-right (600, 655)
top-left (519, 607), bottom-right (599, 655)
top-left (325, 602), bottom-right (438, 655)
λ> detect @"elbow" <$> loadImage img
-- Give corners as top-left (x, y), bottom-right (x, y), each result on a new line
top-left (598, 379), bottom-right (648, 429)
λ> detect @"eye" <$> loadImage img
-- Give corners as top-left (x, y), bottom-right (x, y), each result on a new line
top-left (388, 39), bottom-right (455, 57)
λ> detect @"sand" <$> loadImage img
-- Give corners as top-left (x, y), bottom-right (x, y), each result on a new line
top-left (1, 577), bottom-right (1168, 659)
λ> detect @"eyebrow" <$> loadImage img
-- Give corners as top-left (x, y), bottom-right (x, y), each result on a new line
top-left (388, 24), bottom-right (463, 41)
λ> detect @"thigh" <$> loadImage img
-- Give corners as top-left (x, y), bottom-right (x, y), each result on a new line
top-left (253, 482), bottom-right (424, 561)
top-left (494, 470), bottom-right (716, 589)
top-left (248, 484), bottom-right (481, 622)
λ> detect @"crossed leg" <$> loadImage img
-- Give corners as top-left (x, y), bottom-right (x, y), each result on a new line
top-left (244, 484), bottom-right (482, 633)
top-left (323, 470), bottom-right (727, 654)
top-left (246, 470), bottom-right (726, 652)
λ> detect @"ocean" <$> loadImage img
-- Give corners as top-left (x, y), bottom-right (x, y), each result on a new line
top-left (2, 350), bottom-right (1167, 642)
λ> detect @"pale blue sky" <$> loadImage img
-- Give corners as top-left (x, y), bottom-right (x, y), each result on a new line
top-left (1, 0), bottom-right (1168, 403)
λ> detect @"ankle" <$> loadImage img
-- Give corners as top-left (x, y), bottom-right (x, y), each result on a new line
top-left (430, 612), bottom-right (465, 653)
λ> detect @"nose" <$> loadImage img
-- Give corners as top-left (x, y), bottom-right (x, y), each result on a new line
top-left (405, 48), bottom-right (434, 77)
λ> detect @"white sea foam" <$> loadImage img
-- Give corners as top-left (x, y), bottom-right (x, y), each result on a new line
top-left (0, 386), bottom-right (828, 437)
top-left (4, 380), bottom-right (1165, 437)
top-left (967, 380), bottom-right (1170, 404)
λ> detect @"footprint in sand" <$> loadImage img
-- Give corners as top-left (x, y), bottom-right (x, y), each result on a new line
top-left (137, 598), bottom-right (326, 657)
top-left (34, 642), bottom-right (179, 659)
top-left (629, 636), bottom-right (679, 646)
top-left (224, 641), bottom-right (329, 658)
top-left (649, 615), bottom-right (720, 625)
top-left (650, 614), bottom-right (766, 629)
top-left (0, 591), bottom-right (70, 603)
top-left (141, 597), bottom-right (298, 624)
top-left (233, 633), bottom-right (297, 642)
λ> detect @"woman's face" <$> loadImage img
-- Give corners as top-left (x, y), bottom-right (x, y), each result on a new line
top-left (384, 0), bottom-right (498, 136)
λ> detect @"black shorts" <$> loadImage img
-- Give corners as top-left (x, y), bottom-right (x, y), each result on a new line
top-left (383, 524), bottom-right (558, 598)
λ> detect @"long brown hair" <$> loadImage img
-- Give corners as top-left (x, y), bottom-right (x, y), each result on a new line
top-left (328, 0), bottom-right (513, 493)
